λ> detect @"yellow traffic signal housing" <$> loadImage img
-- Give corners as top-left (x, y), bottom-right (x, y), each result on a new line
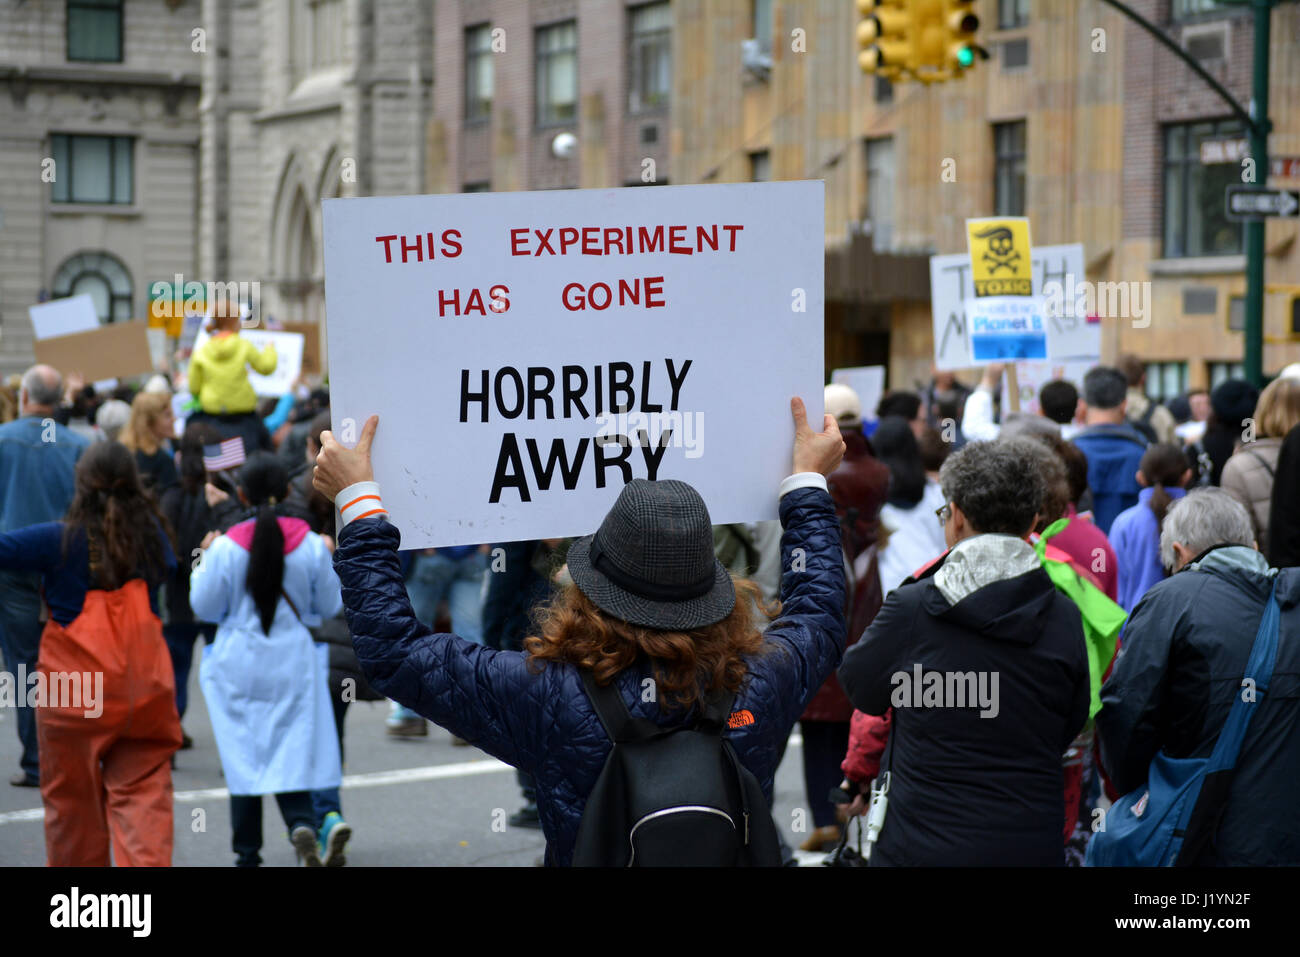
top-left (943, 0), bottom-right (981, 71)
top-left (856, 0), bottom-right (915, 74)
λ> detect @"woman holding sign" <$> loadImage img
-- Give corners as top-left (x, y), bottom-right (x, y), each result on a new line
top-left (314, 398), bottom-right (846, 866)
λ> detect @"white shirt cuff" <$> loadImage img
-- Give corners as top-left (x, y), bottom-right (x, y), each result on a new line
top-left (336, 481), bottom-right (387, 527)
top-left (779, 472), bottom-right (828, 498)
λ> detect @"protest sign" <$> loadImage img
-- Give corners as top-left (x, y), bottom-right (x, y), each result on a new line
top-left (999, 358), bottom-right (1098, 417)
top-left (33, 320), bottom-right (155, 384)
top-left (831, 366), bottom-right (886, 421)
top-left (930, 242), bottom-right (1096, 370)
top-left (191, 327), bottom-right (304, 398)
top-left (29, 294), bottom-right (98, 339)
top-left (965, 217), bottom-right (1045, 362)
top-left (323, 181), bottom-right (825, 549)
top-left (281, 322), bottom-right (322, 376)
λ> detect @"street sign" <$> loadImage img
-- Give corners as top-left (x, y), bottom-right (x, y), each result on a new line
top-left (1226, 186), bottom-right (1300, 221)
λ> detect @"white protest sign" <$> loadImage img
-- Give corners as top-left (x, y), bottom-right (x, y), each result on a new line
top-left (999, 358), bottom-right (1098, 417)
top-left (324, 181), bottom-right (825, 549)
top-left (831, 366), bottom-right (886, 421)
top-left (930, 243), bottom-right (1097, 370)
top-left (191, 327), bottom-right (304, 398)
top-left (29, 294), bottom-right (99, 339)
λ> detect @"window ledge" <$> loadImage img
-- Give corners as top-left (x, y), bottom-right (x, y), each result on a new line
top-left (48, 203), bottom-right (142, 217)
top-left (1148, 254), bottom-right (1246, 276)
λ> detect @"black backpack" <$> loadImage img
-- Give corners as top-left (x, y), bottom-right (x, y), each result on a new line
top-left (1128, 402), bottom-right (1159, 445)
top-left (571, 671), bottom-right (783, 867)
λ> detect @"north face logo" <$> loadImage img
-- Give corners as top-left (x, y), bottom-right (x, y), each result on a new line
top-left (727, 710), bottom-right (754, 729)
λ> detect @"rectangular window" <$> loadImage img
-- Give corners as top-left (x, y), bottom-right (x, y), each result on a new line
top-left (998, 0), bottom-right (1029, 30)
top-left (749, 150), bottom-right (771, 183)
top-left (1144, 362), bottom-right (1188, 404)
top-left (1163, 119), bottom-right (1245, 258)
top-left (463, 182), bottom-right (491, 193)
top-left (67, 0), bottom-right (123, 62)
top-left (752, 0), bottom-right (773, 54)
top-left (865, 137), bottom-right (895, 252)
top-left (874, 75), bottom-right (893, 104)
top-left (994, 121), bottom-right (1026, 217)
top-left (465, 24), bottom-right (494, 123)
top-left (1172, 0), bottom-right (1230, 20)
top-left (536, 21), bottom-right (578, 127)
top-left (628, 3), bottom-right (671, 113)
top-left (50, 134), bottom-right (133, 205)
top-left (1208, 362), bottom-right (1244, 390)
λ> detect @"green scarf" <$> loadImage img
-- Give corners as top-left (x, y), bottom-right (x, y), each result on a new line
top-left (1034, 518), bottom-right (1127, 719)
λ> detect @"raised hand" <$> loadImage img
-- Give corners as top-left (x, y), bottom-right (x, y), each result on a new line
top-left (791, 396), bottom-right (845, 477)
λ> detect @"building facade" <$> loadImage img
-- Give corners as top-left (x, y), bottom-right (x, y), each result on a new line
top-left (198, 0), bottom-right (431, 337)
top-left (0, 0), bottom-right (203, 376)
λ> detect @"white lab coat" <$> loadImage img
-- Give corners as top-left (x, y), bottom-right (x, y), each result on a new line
top-left (191, 522), bottom-right (343, 795)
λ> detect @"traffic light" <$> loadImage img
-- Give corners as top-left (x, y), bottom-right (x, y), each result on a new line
top-left (943, 0), bottom-right (981, 72)
top-left (856, 0), bottom-right (913, 77)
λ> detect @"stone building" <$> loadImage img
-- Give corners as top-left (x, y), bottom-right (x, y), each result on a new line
top-left (0, 0), bottom-right (203, 376)
top-left (197, 0), bottom-right (431, 334)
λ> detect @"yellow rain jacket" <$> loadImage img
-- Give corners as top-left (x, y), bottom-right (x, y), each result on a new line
top-left (188, 332), bottom-right (277, 415)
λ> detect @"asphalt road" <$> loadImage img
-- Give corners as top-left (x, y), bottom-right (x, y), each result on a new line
top-left (0, 664), bottom-right (830, 867)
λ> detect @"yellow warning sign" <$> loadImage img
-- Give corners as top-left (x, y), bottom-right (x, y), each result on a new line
top-left (967, 218), bottom-right (1033, 297)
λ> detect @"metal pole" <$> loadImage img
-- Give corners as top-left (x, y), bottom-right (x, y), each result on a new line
top-left (1243, 0), bottom-right (1273, 388)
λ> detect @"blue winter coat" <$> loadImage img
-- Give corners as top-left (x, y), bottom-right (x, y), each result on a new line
top-left (333, 486), bottom-right (846, 866)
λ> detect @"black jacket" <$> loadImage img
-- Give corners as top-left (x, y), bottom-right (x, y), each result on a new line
top-left (159, 484), bottom-right (241, 623)
top-left (1097, 552), bottom-right (1300, 865)
top-left (838, 553), bottom-right (1090, 866)
top-left (1268, 423), bottom-right (1300, 568)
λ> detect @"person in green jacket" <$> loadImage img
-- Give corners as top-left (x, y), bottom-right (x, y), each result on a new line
top-left (188, 302), bottom-right (277, 417)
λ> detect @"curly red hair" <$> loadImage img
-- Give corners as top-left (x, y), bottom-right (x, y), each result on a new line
top-left (523, 578), bottom-right (779, 712)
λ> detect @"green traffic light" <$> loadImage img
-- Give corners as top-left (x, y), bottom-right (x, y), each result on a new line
top-left (957, 46), bottom-right (974, 68)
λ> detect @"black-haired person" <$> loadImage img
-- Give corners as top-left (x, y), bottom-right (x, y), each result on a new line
top-left (1108, 444), bottom-right (1192, 614)
top-left (1073, 366), bottom-right (1150, 534)
top-left (0, 441), bottom-right (181, 865)
top-left (191, 452), bottom-right (343, 867)
top-left (158, 423), bottom-right (243, 739)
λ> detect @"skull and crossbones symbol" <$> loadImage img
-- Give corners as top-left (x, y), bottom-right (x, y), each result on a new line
top-left (975, 225), bottom-right (1021, 274)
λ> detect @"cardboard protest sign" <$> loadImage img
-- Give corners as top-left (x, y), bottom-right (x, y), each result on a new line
top-left (33, 320), bottom-right (155, 383)
top-left (930, 242), bottom-right (1096, 370)
top-left (29, 294), bottom-right (99, 339)
top-left (324, 181), bottom-right (825, 549)
top-left (831, 366), bottom-right (886, 422)
top-left (191, 327), bottom-right (304, 398)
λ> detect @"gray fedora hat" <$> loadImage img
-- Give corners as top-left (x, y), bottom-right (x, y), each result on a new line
top-left (566, 479), bottom-right (736, 631)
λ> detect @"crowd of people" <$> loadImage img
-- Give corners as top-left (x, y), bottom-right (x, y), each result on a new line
top-left (2, 321), bottom-right (1299, 866)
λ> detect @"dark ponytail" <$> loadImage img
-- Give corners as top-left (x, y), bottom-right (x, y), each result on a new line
top-left (239, 452), bottom-right (290, 635)
top-left (1140, 443), bottom-right (1189, 533)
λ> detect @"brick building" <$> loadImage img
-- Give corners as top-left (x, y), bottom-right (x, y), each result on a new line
top-left (0, 0), bottom-right (203, 375)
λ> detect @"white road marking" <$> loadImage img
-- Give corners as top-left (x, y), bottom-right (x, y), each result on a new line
top-left (0, 758), bottom-right (514, 826)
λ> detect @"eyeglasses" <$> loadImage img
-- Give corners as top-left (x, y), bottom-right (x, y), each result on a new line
top-left (935, 503), bottom-right (952, 527)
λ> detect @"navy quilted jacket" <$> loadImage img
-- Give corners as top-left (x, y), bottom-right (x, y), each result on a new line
top-left (333, 486), bottom-right (846, 866)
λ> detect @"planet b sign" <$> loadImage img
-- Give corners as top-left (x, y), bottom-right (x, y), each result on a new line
top-left (964, 216), bottom-right (1046, 362)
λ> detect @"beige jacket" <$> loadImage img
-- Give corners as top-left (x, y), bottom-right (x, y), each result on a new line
top-left (1220, 438), bottom-right (1282, 555)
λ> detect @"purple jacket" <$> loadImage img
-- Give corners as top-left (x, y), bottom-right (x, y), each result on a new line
top-left (1109, 486), bottom-right (1187, 613)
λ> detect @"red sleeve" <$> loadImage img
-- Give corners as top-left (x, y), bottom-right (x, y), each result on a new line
top-left (841, 708), bottom-right (892, 784)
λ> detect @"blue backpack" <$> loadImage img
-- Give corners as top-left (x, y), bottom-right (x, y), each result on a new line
top-left (1087, 581), bottom-right (1280, 867)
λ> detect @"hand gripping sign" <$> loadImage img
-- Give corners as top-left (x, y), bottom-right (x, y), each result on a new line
top-left (322, 181), bottom-right (825, 549)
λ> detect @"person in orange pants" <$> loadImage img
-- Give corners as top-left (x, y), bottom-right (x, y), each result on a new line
top-left (0, 442), bottom-right (181, 866)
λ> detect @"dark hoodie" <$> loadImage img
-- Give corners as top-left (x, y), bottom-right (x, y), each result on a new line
top-left (838, 534), bottom-right (1090, 866)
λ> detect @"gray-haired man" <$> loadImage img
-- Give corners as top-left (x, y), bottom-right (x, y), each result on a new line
top-left (0, 365), bottom-right (90, 786)
top-left (1097, 487), bottom-right (1300, 865)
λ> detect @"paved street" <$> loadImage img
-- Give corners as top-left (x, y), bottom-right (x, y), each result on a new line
top-left (0, 666), bottom-right (825, 867)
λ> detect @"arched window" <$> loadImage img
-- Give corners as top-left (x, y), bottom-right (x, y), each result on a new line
top-left (51, 251), bottom-right (133, 323)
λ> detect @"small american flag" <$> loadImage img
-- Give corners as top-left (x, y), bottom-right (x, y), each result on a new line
top-left (203, 437), bottom-right (246, 472)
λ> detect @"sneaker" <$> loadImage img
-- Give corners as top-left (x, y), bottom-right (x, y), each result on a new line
top-left (8, 772), bottom-right (39, 788)
top-left (508, 804), bottom-right (542, 829)
top-left (385, 716), bottom-right (428, 738)
top-left (291, 825), bottom-right (323, 866)
top-left (318, 812), bottom-right (352, 867)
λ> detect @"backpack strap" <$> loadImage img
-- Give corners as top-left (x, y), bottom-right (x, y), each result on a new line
top-left (1245, 448), bottom-right (1276, 479)
top-left (580, 671), bottom-right (660, 743)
